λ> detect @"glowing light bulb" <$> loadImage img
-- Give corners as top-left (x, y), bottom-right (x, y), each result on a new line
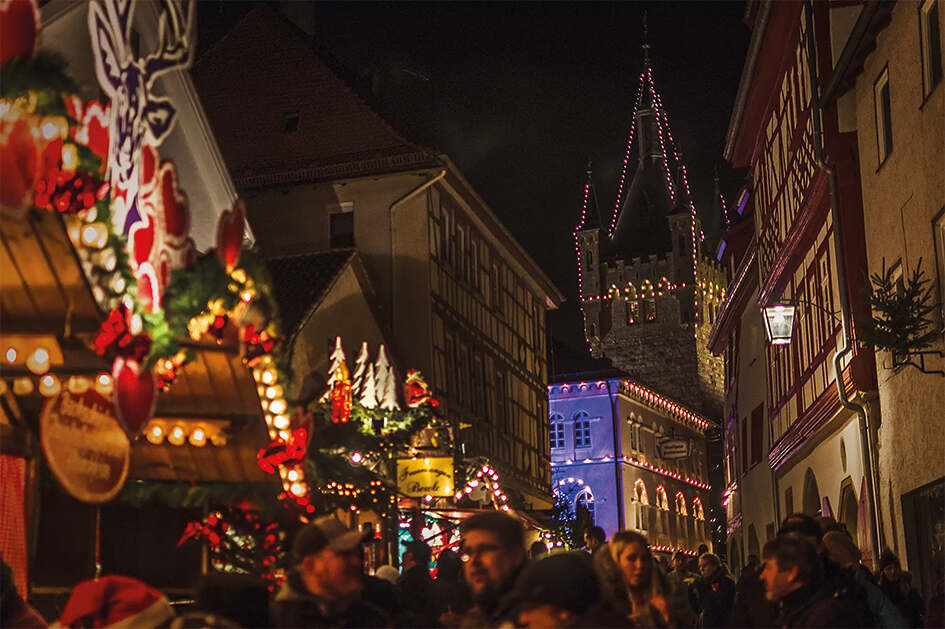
top-left (273, 414), bottom-right (290, 430)
top-left (287, 469), bottom-right (299, 482)
top-left (80, 222), bottom-right (108, 249)
top-left (188, 427), bottom-right (207, 447)
top-left (261, 370), bottom-right (276, 385)
top-left (39, 374), bottom-right (60, 397)
top-left (13, 377), bottom-right (33, 396)
top-left (350, 451), bottom-right (363, 464)
top-left (146, 424), bottom-right (165, 445)
top-left (168, 425), bottom-right (186, 446)
top-left (269, 399), bottom-right (286, 415)
top-left (94, 373), bottom-right (113, 395)
top-left (5, 347), bottom-right (17, 363)
top-left (26, 348), bottom-right (50, 374)
top-left (265, 385), bottom-right (283, 400)
top-left (290, 482), bottom-right (306, 497)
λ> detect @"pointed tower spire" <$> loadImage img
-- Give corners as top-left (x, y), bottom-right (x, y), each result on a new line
top-left (579, 161), bottom-right (602, 230)
top-left (642, 11), bottom-right (650, 66)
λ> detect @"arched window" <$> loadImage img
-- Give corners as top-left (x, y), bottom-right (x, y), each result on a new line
top-left (573, 411), bottom-right (591, 448)
top-left (803, 468), bottom-right (821, 516)
top-left (575, 487), bottom-right (595, 525)
top-left (692, 497), bottom-right (705, 520)
top-left (549, 413), bottom-right (565, 449)
top-left (675, 491), bottom-right (688, 516)
top-left (655, 485), bottom-right (669, 510)
top-left (585, 249), bottom-right (594, 268)
top-left (633, 479), bottom-right (649, 505)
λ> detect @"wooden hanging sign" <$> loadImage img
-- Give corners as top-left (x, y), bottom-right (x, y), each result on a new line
top-left (40, 389), bottom-right (130, 504)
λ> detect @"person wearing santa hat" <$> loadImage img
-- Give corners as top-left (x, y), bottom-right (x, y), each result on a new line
top-left (51, 575), bottom-right (174, 629)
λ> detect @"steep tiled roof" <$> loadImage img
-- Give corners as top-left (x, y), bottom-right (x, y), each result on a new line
top-left (265, 249), bottom-right (355, 338)
top-left (192, 6), bottom-right (437, 188)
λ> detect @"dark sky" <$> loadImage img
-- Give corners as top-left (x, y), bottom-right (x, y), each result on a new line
top-left (199, 2), bottom-right (751, 353)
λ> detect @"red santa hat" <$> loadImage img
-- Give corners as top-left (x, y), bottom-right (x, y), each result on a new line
top-left (53, 575), bottom-right (174, 628)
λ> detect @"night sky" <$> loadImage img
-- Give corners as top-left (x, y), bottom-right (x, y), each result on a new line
top-left (199, 2), bottom-right (751, 354)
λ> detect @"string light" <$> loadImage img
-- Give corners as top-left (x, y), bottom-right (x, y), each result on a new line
top-left (553, 454), bottom-right (710, 490)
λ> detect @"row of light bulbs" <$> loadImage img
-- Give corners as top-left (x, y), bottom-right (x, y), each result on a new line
top-left (144, 421), bottom-right (225, 447)
top-left (250, 354), bottom-right (310, 507)
top-left (2, 345), bottom-right (114, 401)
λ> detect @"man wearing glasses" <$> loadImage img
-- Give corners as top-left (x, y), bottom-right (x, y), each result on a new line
top-left (271, 516), bottom-right (391, 627)
top-left (454, 511), bottom-right (526, 628)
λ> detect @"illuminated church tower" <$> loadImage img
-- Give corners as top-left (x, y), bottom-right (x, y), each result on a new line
top-left (574, 42), bottom-right (725, 417)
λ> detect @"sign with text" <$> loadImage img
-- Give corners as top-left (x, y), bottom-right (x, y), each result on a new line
top-left (658, 439), bottom-right (691, 460)
top-left (397, 457), bottom-right (454, 497)
top-left (40, 389), bottom-right (130, 503)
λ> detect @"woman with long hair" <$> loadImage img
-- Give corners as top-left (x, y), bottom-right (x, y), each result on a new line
top-left (608, 531), bottom-right (674, 628)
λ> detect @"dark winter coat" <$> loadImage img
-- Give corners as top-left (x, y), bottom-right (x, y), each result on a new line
top-left (880, 578), bottom-right (925, 628)
top-left (773, 583), bottom-right (863, 628)
top-left (396, 566), bottom-right (441, 627)
top-left (270, 571), bottom-right (392, 628)
top-left (692, 570), bottom-right (735, 628)
top-left (820, 555), bottom-right (875, 627)
top-left (728, 562), bottom-right (777, 629)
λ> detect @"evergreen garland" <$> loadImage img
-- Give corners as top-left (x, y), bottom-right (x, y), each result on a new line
top-left (860, 258), bottom-right (938, 360)
top-left (0, 51), bottom-right (78, 113)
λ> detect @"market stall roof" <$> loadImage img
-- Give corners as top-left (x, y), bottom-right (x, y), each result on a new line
top-left (0, 212), bottom-right (101, 334)
top-left (131, 343), bottom-right (270, 483)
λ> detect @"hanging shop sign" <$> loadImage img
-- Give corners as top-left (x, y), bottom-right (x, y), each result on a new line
top-left (658, 439), bottom-right (691, 460)
top-left (40, 389), bottom-right (130, 503)
top-left (397, 457), bottom-right (454, 498)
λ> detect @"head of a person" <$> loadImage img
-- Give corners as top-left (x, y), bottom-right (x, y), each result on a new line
top-left (584, 526), bottom-right (606, 552)
top-left (699, 552), bottom-right (723, 580)
top-left (512, 553), bottom-right (601, 629)
top-left (402, 540), bottom-right (432, 572)
top-left (672, 551), bottom-right (688, 572)
top-left (610, 530), bottom-right (653, 591)
top-left (879, 549), bottom-right (902, 582)
top-left (760, 535), bottom-right (823, 602)
top-left (530, 540), bottom-right (549, 560)
top-left (460, 511), bottom-right (526, 599)
top-left (291, 516), bottom-right (366, 600)
top-left (779, 513), bottom-right (824, 551)
top-left (697, 544), bottom-right (709, 556)
top-left (436, 549), bottom-right (463, 581)
top-left (822, 530), bottom-right (861, 568)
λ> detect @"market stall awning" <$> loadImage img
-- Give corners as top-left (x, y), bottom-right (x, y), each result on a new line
top-left (0, 213), bottom-right (101, 334)
top-left (130, 343), bottom-right (270, 483)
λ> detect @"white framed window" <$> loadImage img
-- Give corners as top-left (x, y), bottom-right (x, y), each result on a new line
top-left (574, 413), bottom-right (591, 448)
top-left (874, 66), bottom-right (893, 165)
top-left (920, 0), bottom-right (943, 97)
top-left (550, 422), bottom-right (565, 449)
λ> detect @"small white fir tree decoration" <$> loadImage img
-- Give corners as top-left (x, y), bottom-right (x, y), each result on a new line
top-left (380, 363), bottom-right (400, 411)
top-left (360, 363), bottom-right (378, 409)
top-left (374, 344), bottom-right (390, 407)
top-left (351, 342), bottom-right (369, 396)
top-left (319, 337), bottom-right (347, 402)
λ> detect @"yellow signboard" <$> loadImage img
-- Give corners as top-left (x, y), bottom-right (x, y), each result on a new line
top-left (397, 457), bottom-right (454, 497)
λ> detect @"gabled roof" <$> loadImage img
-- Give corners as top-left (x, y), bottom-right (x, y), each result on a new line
top-left (264, 249), bottom-right (356, 340)
top-left (192, 6), bottom-right (438, 188)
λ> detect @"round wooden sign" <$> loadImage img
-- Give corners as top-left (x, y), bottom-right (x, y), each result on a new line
top-left (40, 389), bottom-right (130, 504)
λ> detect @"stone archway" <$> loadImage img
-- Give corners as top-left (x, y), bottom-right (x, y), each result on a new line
top-left (803, 468), bottom-right (821, 516)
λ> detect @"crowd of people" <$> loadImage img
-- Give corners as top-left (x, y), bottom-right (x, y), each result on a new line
top-left (3, 511), bottom-right (942, 628)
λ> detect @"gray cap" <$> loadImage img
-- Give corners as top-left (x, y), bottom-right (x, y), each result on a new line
top-left (290, 516), bottom-right (367, 565)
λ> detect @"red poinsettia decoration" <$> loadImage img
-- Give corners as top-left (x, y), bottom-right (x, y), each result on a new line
top-left (92, 306), bottom-right (151, 363)
top-left (256, 428), bottom-right (307, 474)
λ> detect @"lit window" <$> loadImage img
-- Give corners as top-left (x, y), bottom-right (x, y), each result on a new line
top-left (874, 66), bottom-right (893, 165)
top-left (921, 0), bottom-right (943, 97)
top-left (550, 423), bottom-right (565, 449)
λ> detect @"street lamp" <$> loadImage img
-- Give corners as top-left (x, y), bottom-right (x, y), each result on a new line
top-left (762, 302), bottom-right (796, 345)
